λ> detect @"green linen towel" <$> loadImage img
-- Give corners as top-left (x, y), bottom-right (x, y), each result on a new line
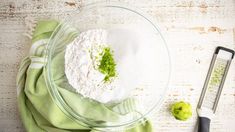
top-left (17, 20), bottom-right (153, 132)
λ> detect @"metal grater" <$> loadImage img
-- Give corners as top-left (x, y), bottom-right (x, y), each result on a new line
top-left (197, 46), bottom-right (234, 132)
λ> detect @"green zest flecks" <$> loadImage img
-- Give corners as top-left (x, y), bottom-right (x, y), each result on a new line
top-left (98, 47), bottom-right (116, 82)
top-left (208, 59), bottom-right (227, 91)
top-left (211, 60), bottom-right (226, 85)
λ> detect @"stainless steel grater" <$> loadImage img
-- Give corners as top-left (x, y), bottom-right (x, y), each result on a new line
top-left (197, 46), bottom-right (234, 132)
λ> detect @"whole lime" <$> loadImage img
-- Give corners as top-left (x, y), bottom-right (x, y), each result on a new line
top-left (171, 101), bottom-right (192, 121)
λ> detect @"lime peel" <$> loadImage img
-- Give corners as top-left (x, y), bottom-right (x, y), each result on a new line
top-left (98, 47), bottom-right (116, 82)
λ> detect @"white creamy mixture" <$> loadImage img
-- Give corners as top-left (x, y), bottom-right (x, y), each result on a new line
top-left (65, 27), bottom-right (159, 104)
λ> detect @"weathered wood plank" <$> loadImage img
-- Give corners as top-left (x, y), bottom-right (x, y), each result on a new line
top-left (0, 0), bottom-right (234, 131)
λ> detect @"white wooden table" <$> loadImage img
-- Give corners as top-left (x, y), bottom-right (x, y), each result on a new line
top-left (0, 0), bottom-right (235, 131)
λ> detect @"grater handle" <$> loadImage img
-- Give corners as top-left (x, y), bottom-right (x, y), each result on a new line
top-left (198, 117), bottom-right (211, 132)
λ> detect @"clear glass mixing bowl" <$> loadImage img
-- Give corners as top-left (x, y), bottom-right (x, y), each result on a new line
top-left (44, 2), bottom-right (171, 131)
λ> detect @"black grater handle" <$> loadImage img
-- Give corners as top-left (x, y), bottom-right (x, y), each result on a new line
top-left (198, 117), bottom-right (211, 132)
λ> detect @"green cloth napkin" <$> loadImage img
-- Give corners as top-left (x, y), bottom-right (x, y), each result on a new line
top-left (17, 20), bottom-right (153, 132)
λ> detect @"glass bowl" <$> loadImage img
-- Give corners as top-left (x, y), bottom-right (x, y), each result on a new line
top-left (44, 2), bottom-right (171, 131)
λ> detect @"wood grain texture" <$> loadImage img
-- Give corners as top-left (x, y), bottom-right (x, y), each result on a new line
top-left (0, 0), bottom-right (235, 132)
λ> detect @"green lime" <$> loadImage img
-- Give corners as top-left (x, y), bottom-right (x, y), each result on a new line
top-left (171, 101), bottom-right (192, 121)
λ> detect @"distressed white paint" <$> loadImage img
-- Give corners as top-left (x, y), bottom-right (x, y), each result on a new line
top-left (0, 0), bottom-right (235, 132)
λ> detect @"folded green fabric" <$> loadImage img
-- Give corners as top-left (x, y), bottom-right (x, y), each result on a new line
top-left (17, 20), bottom-right (153, 132)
